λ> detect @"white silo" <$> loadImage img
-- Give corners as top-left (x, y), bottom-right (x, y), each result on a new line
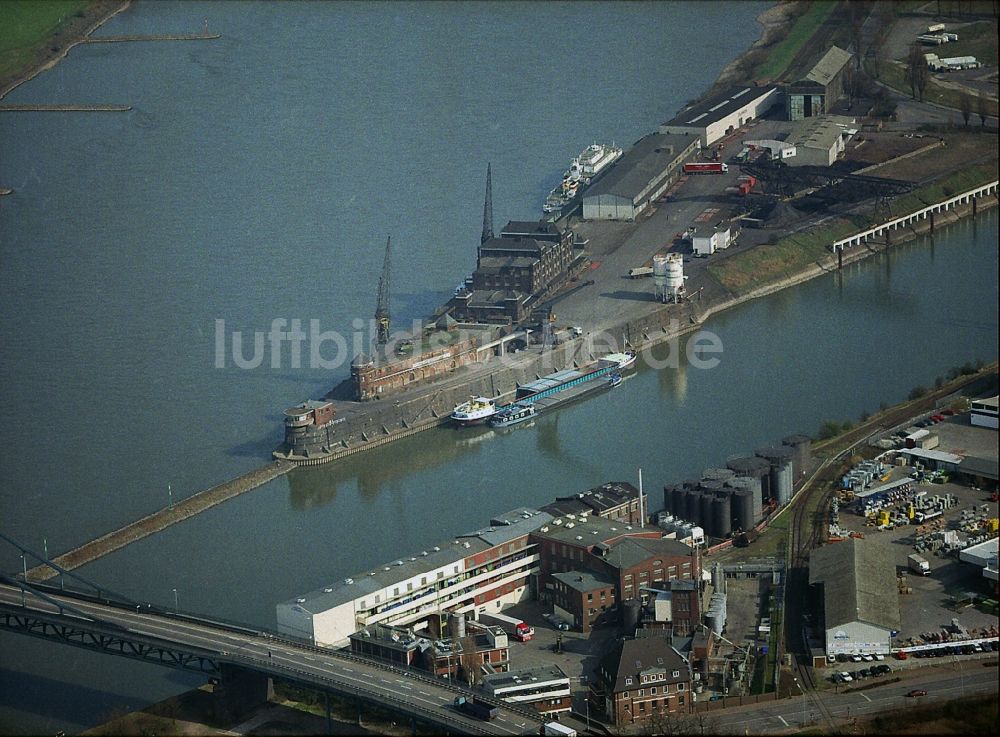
top-left (666, 253), bottom-right (684, 303)
top-left (653, 253), bottom-right (670, 302)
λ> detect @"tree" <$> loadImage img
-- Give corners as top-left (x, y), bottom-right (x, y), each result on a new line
top-left (846, 1), bottom-right (868, 70)
top-left (905, 43), bottom-right (929, 101)
top-left (960, 92), bottom-right (973, 127)
top-left (842, 64), bottom-right (858, 110)
top-left (977, 94), bottom-right (990, 128)
top-left (457, 635), bottom-right (480, 687)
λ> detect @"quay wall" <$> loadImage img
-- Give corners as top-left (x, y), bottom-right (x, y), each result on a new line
top-left (282, 189), bottom-right (999, 467)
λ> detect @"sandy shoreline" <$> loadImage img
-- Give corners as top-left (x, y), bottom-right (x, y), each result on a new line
top-left (0, 0), bottom-right (132, 101)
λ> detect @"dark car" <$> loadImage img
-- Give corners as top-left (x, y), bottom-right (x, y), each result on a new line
top-left (836, 653), bottom-right (849, 663)
top-left (878, 664), bottom-right (892, 674)
top-left (907, 689), bottom-right (928, 697)
top-left (990, 641), bottom-right (998, 651)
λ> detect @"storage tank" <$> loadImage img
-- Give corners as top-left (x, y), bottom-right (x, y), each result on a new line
top-left (665, 253), bottom-right (684, 303)
top-left (726, 476), bottom-right (762, 523)
top-left (663, 483), bottom-right (684, 517)
top-left (755, 445), bottom-right (795, 505)
top-left (698, 491), bottom-right (715, 535)
top-left (622, 598), bottom-right (642, 634)
top-left (732, 488), bottom-right (754, 531)
top-left (702, 468), bottom-right (736, 484)
top-left (653, 253), bottom-right (669, 303)
top-left (726, 455), bottom-right (771, 501)
top-left (450, 612), bottom-right (466, 639)
top-left (711, 562), bottom-right (725, 590)
top-left (712, 493), bottom-right (732, 538)
top-left (782, 434), bottom-right (812, 479)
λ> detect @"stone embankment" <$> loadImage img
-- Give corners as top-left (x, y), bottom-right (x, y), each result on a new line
top-left (26, 461), bottom-right (293, 581)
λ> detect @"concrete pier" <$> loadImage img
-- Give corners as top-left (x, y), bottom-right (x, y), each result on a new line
top-left (26, 460), bottom-right (293, 581)
top-left (0, 104), bottom-right (131, 112)
top-left (83, 34), bottom-right (221, 43)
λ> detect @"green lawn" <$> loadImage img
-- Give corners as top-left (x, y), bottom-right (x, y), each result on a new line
top-left (755, 1), bottom-right (839, 81)
top-left (0, 0), bottom-right (89, 79)
top-left (940, 20), bottom-right (999, 65)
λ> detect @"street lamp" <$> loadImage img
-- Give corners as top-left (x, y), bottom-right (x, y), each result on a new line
top-left (172, 588), bottom-right (179, 613)
top-left (793, 677), bottom-right (805, 726)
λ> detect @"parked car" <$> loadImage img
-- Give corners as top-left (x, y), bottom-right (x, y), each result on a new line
top-left (896, 651), bottom-right (908, 660)
top-left (836, 654), bottom-right (849, 663)
top-left (862, 654), bottom-right (875, 662)
top-left (874, 653), bottom-right (885, 661)
top-left (850, 654), bottom-right (864, 662)
top-left (990, 641), bottom-right (998, 651)
top-left (877, 664), bottom-right (892, 674)
top-left (840, 672), bottom-right (853, 682)
top-left (907, 689), bottom-right (928, 697)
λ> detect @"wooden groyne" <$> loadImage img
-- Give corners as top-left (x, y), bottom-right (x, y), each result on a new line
top-left (82, 34), bottom-right (221, 43)
top-left (26, 460), bottom-right (293, 582)
top-left (0, 104), bottom-right (131, 112)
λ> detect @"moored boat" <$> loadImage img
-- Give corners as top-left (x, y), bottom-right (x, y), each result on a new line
top-left (451, 396), bottom-right (497, 425)
top-left (489, 402), bottom-right (537, 428)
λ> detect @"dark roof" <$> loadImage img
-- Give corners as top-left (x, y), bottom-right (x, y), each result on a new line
top-left (553, 570), bottom-right (616, 593)
top-left (540, 498), bottom-right (593, 518)
top-left (477, 255), bottom-right (538, 271)
top-left (479, 236), bottom-right (545, 257)
top-left (959, 455), bottom-right (999, 480)
top-left (585, 133), bottom-right (696, 201)
top-left (466, 289), bottom-right (529, 308)
top-left (501, 221), bottom-right (563, 239)
top-left (661, 85), bottom-right (778, 129)
top-left (604, 536), bottom-right (694, 570)
top-left (598, 636), bottom-right (690, 692)
top-left (809, 538), bottom-right (900, 630)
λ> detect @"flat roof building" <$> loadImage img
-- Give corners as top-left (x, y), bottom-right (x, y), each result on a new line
top-left (786, 115), bottom-right (856, 167)
top-left (482, 664), bottom-right (572, 717)
top-left (659, 85), bottom-right (780, 146)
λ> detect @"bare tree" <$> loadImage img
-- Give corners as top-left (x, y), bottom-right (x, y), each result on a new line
top-left (977, 94), bottom-right (990, 128)
top-left (457, 635), bottom-right (480, 687)
top-left (846, 1), bottom-right (868, 69)
top-left (959, 92), bottom-right (973, 127)
top-left (842, 64), bottom-right (858, 110)
top-left (905, 43), bottom-right (929, 101)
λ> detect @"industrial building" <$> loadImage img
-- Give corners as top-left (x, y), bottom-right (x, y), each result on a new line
top-left (659, 85), bottom-right (780, 147)
top-left (785, 46), bottom-right (853, 121)
top-left (971, 396), bottom-right (998, 429)
top-left (809, 538), bottom-right (900, 656)
top-left (277, 507), bottom-right (550, 647)
top-left (581, 133), bottom-right (698, 221)
top-left (786, 115), bottom-right (857, 167)
top-left (692, 225), bottom-right (733, 256)
top-left (451, 219), bottom-right (576, 324)
top-left (482, 664), bottom-right (572, 717)
top-left (959, 538), bottom-right (999, 583)
top-left (540, 480), bottom-right (645, 525)
top-left (592, 636), bottom-right (693, 726)
top-left (278, 485), bottom-right (703, 646)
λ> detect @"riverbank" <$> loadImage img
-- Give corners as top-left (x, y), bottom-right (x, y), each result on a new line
top-left (0, 0), bottom-right (131, 101)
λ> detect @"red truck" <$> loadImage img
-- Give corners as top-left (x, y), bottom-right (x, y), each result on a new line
top-left (479, 612), bottom-right (535, 641)
top-left (683, 162), bottom-right (728, 174)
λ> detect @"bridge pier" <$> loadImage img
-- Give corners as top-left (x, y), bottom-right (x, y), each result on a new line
top-left (212, 664), bottom-right (274, 723)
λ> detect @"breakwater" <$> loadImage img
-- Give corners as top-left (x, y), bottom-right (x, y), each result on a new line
top-left (0, 104), bottom-right (131, 112)
top-left (26, 460), bottom-right (293, 581)
top-left (82, 34), bottom-right (221, 43)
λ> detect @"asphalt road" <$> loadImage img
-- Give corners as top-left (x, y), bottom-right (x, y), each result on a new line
top-left (707, 665), bottom-right (998, 734)
top-left (0, 583), bottom-right (542, 736)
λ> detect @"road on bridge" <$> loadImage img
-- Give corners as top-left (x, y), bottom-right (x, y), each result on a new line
top-left (0, 584), bottom-right (543, 736)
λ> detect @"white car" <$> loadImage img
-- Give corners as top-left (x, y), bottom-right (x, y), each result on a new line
top-left (862, 654), bottom-right (875, 662)
top-left (850, 654), bottom-right (863, 662)
top-left (874, 653), bottom-right (885, 661)
top-left (840, 672), bottom-right (854, 682)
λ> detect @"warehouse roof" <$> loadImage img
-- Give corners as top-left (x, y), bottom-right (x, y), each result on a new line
top-left (805, 46), bottom-right (853, 86)
top-left (789, 115), bottom-right (855, 151)
top-left (604, 536), bottom-right (694, 570)
top-left (584, 133), bottom-right (695, 201)
top-left (661, 85), bottom-right (779, 129)
top-left (483, 664), bottom-right (568, 691)
top-left (500, 221), bottom-right (564, 240)
top-left (809, 538), bottom-right (900, 631)
top-left (959, 455), bottom-right (999, 480)
top-left (554, 481), bottom-right (641, 515)
top-left (459, 508), bottom-right (553, 547)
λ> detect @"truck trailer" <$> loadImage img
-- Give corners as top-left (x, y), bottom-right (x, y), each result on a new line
top-left (683, 162), bottom-right (728, 174)
top-left (453, 695), bottom-right (499, 721)
top-left (543, 722), bottom-right (578, 737)
top-left (479, 611), bottom-right (534, 641)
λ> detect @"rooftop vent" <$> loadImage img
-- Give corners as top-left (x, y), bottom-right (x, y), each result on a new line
top-left (395, 560), bottom-right (404, 566)
top-left (463, 541), bottom-right (471, 548)
top-left (324, 587), bottom-right (333, 593)
top-left (433, 546), bottom-right (441, 551)
top-left (296, 598), bottom-right (306, 603)
top-left (344, 578), bottom-right (354, 585)
top-left (384, 567), bottom-right (391, 571)
top-left (576, 535), bottom-right (583, 540)
top-left (566, 522), bottom-right (575, 529)
top-left (421, 551), bottom-right (428, 556)
top-left (540, 526), bottom-right (550, 532)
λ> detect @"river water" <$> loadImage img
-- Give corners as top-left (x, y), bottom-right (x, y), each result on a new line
top-left (0, 2), bottom-right (997, 734)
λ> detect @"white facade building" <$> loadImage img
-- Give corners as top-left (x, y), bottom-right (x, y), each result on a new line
top-left (659, 86), bottom-right (780, 147)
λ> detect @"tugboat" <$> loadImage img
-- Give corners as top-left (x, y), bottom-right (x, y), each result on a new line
top-left (451, 396), bottom-right (497, 426)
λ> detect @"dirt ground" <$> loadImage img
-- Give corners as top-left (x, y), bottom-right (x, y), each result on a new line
top-left (871, 129), bottom-right (998, 181)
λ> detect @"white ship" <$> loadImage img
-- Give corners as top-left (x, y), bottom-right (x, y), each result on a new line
top-left (567, 143), bottom-right (623, 184)
top-left (542, 142), bottom-right (622, 213)
top-left (451, 396), bottom-right (497, 426)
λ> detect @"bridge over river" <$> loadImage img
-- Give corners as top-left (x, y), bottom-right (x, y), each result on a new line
top-left (0, 578), bottom-right (545, 735)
